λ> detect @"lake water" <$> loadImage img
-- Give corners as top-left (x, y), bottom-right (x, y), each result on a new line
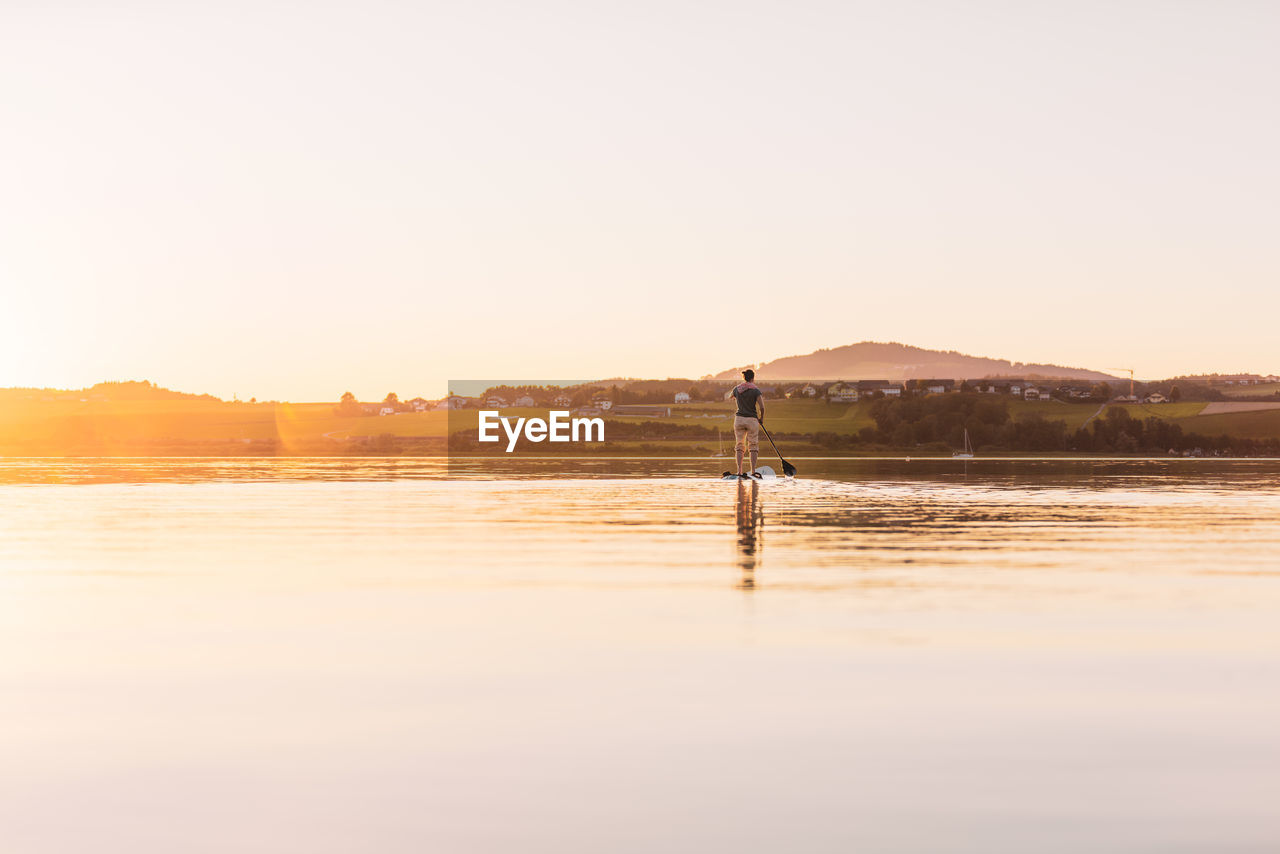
top-left (2, 457), bottom-right (1279, 853)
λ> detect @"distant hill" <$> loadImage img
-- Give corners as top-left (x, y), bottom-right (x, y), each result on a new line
top-left (712, 342), bottom-right (1120, 383)
top-left (0, 380), bottom-right (221, 402)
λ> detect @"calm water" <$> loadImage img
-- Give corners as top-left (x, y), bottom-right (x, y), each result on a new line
top-left (2, 458), bottom-right (1279, 853)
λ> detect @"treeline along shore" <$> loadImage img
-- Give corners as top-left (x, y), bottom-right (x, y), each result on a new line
top-left (3, 379), bottom-right (1280, 457)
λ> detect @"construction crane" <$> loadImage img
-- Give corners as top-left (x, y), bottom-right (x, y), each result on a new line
top-left (1107, 368), bottom-right (1135, 400)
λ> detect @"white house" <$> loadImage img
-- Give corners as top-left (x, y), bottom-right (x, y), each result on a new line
top-left (1145, 393), bottom-right (1168, 404)
top-left (408, 397), bottom-right (429, 411)
top-left (882, 385), bottom-right (903, 397)
top-left (486, 396), bottom-right (508, 408)
top-left (598, 400), bottom-right (613, 411)
top-left (828, 384), bottom-right (858, 403)
top-left (514, 395), bottom-right (535, 407)
top-left (379, 406), bottom-right (396, 416)
top-left (800, 384), bottom-right (818, 398)
top-left (553, 394), bottom-right (572, 407)
top-left (674, 392), bottom-right (691, 404)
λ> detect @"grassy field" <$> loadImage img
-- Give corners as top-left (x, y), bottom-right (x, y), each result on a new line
top-left (1219, 383), bottom-right (1280, 398)
top-left (611, 399), bottom-right (878, 435)
top-left (1177, 408), bottom-right (1280, 440)
top-left (4, 394), bottom-right (1279, 454)
top-left (1007, 400), bottom-right (1102, 430)
top-left (1109, 401), bottom-right (1280, 440)
top-left (0, 399), bottom-right (449, 452)
top-left (1112, 402), bottom-right (1208, 420)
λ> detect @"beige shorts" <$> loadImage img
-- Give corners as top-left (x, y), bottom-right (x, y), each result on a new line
top-left (733, 415), bottom-right (760, 451)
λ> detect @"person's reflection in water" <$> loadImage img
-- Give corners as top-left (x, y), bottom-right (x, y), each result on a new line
top-left (735, 479), bottom-right (763, 590)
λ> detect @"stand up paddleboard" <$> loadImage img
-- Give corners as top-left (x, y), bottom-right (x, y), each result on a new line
top-left (721, 465), bottom-right (778, 481)
top-left (718, 420), bottom-right (796, 480)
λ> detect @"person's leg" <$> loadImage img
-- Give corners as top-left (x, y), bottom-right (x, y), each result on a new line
top-left (733, 417), bottom-right (747, 474)
top-left (748, 421), bottom-right (760, 473)
top-left (750, 448), bottom-right (758, 473)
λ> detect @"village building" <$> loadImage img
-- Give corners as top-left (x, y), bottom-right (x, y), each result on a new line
top-left (1177, 374), bottom-right (1270, 386)
top-left (514, 395), bottom-right (535, 407)
top-left (674, 391), bottom-right (691, 403)
top-left (855, 380), bottom-right (892, 397)
top-left (915, 379), bottom-right (955, 395)
top-left (827, 382), bottom-right (858, 403)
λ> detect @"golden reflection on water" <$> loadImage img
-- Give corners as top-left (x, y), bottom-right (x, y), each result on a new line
top-left (3, 458), bottom-right (1280, 852)
top-left (735, 480), bottom-right (762, 589)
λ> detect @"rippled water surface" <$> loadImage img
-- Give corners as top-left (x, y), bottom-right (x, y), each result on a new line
top-left (2, 458), bottom-right (1280, 853)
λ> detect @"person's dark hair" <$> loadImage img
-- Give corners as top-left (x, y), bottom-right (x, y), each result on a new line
top-left (743, 369), bottom-right (754, 382)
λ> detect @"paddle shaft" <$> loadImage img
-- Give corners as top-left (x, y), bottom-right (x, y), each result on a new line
top-left (756, 420), bottom-right (795, 476)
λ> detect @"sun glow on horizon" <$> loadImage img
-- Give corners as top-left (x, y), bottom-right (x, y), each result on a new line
top-left (2, 1), bottom-right (1277, 401)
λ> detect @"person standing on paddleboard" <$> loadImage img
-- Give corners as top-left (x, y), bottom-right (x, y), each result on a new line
top-left (732, 369), bottom-right (764, 478)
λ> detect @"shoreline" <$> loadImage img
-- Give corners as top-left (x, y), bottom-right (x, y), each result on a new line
top-left (4, 453), bottom-right (1279, 461)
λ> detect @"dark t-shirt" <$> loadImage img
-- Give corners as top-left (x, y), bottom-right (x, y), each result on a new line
top-left (733, 382), bottom-right (762, 419)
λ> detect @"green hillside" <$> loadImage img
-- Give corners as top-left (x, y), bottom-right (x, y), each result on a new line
top-left (1180, 408), bottom-right (1280, 441)
top-left (3, 392), bottom-right (1279, 456)
top-left (1111, 402), bottom-right (1280, 440)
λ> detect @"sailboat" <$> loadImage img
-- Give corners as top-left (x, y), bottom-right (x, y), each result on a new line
top-left (953, 429), bottom-right (975, 459)
top-left (712, 427), bottom-right (728, 457)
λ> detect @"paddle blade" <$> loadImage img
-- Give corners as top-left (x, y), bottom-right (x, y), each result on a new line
top-left (781, 460), bottom-right (797, 477)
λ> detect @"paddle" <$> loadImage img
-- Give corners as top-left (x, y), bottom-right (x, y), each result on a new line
top-left (758, 422), bottom-right (797, 477)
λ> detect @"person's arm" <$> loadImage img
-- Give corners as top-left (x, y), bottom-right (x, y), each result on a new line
top-left (756, 396), bottom-right (765, 423)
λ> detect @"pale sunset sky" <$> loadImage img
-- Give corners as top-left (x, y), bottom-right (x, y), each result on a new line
top-left (1, 1), bottom-right (1276, 401)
